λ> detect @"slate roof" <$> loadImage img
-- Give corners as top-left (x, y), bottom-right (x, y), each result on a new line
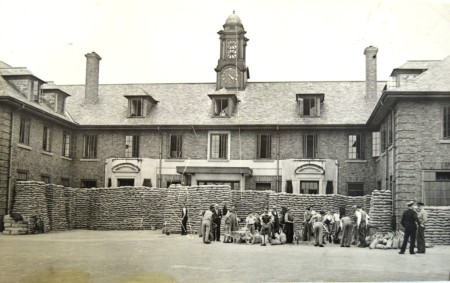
top-left (59, 81), bottom-right (386, 127)
top-left (390, 55), bottom-right (450, 92)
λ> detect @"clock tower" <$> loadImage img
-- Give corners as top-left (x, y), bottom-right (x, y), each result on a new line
top-left (215, 12), bottom-right (249, 90)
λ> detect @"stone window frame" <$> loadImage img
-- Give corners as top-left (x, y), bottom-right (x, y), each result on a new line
top-left (296, 94), bottom-right (324, 117)
top-left (125, 135), bottom-right (140, 158)
top-left (42, 125), bottom-right (52, 152)
top-left (129, 98), bottom-right (144, 117)
top-left (18, 116), bottom-right (31, 146)
top-left (348, 133), bottom-right (364, 160)
top-left (207, 131), bottom-right (230, 161)
top-left (302, 133), bottom-right (317, 159)
top-left (347, 182), bottom-right (364, 196)
top-left (256, 134), bottom-right (272, 159)
top-left (16, 170), bottom-right (29, 181)
top-left (169, 134), bottom-right (183, 158)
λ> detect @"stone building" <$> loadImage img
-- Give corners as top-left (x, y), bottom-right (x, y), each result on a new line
top-left (1, 12), bottom-right (449, 224)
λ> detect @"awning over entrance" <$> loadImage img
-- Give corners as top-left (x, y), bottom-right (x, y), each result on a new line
top-left (176, 166), bottom-right (252, 176)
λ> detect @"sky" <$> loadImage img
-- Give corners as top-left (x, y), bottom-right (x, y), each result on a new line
top-left (0, 0), bottom-right (449, 85)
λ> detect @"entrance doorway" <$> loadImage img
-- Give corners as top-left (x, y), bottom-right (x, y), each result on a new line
top-left (117, 179), bottom-right (135, 187)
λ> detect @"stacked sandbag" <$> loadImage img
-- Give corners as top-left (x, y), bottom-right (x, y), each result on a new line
top-left (232, 190), bottom-right (271, 228)
top-left (2, 214), bottom-right (28, 235)
top-left (45, 184), bottom-right (69, 231)
top-left (424, 206), bottom-right (450, 245)
top-left (11, 181), bottom-right (50, 233)
top-left (141, 187), bottom-right (167, 230)
top-left (368, 190), bottom-right (393, 233)
top-left (64, 187), bottom-right (77, 229)
top-left (74, 188), bottom-right (89, 229)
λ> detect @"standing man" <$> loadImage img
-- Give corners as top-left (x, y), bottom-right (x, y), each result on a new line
top-left (284, 208), bottom-right (294, 244)
top-left (332, 210), bottom-right (341, 239)
top-left (181, 204), bottom-right (188, 235)
top-left (399, 201), bottom-right (421, 255)
top-left (270, 205), bottom-right (280, 238)
top-left (323, 211), bottom-right (333, 243)
top-left (355, 206), bottom-right (368, 247)
top-left (416, 201), bottom-right (428, 254)
top-left (260, 207), bottom-right (272, 246)
top-left (303, 206), bottom-right (312, 241)
top-left (212, 203), bottom-right (222, 241)
top-left (202, 205), bottom-right (214, 244)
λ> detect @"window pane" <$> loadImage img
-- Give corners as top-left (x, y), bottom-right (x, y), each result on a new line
top-left (300, 181), bottom-right (319, 194)
top-left (257, 134), bottom-right (271, 158)
top-left (304, 134), bottom-right (316, 158)
top-left (170, 135), bottom-right (182, 158)
top-left (62, 132), bottom-right (71, 157)
top-left (210, 134), bottom-right (227, 159)
top-left (83, 135), bottom-right (97, 158)
top-left (348, 183), bottom-right (364, 196)
top-left (444, 106), bottom-right (450, 138)
top-left (372, 132), bottom-right (380, 157)
top-left (348, 134), bottom-right (362, 159)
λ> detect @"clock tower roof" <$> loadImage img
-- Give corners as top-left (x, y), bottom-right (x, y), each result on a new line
top-left (224, 11), bottom-right (243, 27)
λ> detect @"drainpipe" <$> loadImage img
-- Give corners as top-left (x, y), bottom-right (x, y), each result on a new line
top-left (276, 126), bottom-right (280, 192)
top-left (7, 104), bottom-right (25, 215)
top-left (158, 127), bottom-right (162, 188)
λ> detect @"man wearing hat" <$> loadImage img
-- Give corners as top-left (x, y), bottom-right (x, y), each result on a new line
top-left (284, 207), bottom-right (294, 244)
top-left (416, 201), bottom-right (428, 253)
top-left (399, 201), bottom-right (421, 254)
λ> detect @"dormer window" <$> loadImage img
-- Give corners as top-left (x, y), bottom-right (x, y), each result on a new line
top-left (41, 84), bottom-right (70, 115)
top-left (130, 98), bottom-right (143, 117)
top-left (296, 94), bottom-right (324, 117)
top-left (1, 68), bottom-right (45, 102)
top-left (208, 93), bottom-right (238, 117)
top-left (125, 94), bottom-right (158, 118)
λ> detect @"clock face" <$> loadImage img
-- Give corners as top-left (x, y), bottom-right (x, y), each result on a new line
top-left (221, 68), bottom-right (239, 88)
top-left (226, 40), bottom-right (237, 59)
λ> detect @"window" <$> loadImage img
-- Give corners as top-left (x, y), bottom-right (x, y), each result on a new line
top-left (444, 106), bottom-right (450, 139)
top-left (118, 179), bottom-right (135, 187)
top-left (61, 178), bottom-right (70, 187)
top-left (348, 134), bottom-right (363, 159)
top-left (210, 133), bottom-right (228, 159)
top-left (214, 98), bottom-right (229, 116)
top-left (296, 94), bottom-right (323, 117)
top-left (169, 134), bottom-right (182, 158)
top-left (197, 181), bottom-right (239, 190)
top-left (62, 132), bottom-right (71, 157)
top-left (257, 134), bottom-right (272, 159)
top-left (255, 182), bottom-right (271, 191)
top-left (81, 180), bottom-right (97, 188)
top-left (285, 181), bottom-right (293, 194)
top-left (42, 126), bottom-right (52, 152)
top-left (17, 170), bottom-right (28, 181)
top-left (19, 117), bottom-right (30, 145)
top-left (377, 180), bottom-right (382, 190)
top-left (303, 98), bottom-right (316, 116)
top-left (380, 122), bottom-right (386, 151)
top-left (348, 183), bottom-right (364, 196)
top-left (41, 174), bottom-right (51, 184)
top-left (143, 179), bottom-right (152, 187)
top-left (303, 134), bottom-right (317, 159)
top-left (83, 135), bottom-right (97, 158)
top-left (300, 181), bottom-right (319, 194)
top-left (387, 113), bottom-right (393, 146)
top-left (107, 178), bottom-right (112, 187)
top-left (56, 94), bottom-right (65, 114)
top-left (372, 132), bottom-right (381, 157)
top-left (326, 181), bottom-right (334, 194)
top-left (436, 172), bottom-right (450, 181)
top-left (130, 98), bottom-right (143, 117)
top-left (125, 135), bottom-right (140, 158)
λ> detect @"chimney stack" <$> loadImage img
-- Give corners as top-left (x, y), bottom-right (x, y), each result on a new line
top-left (85, 52), bottom-right (101, 104)
top-left (364, 46), bottom-right (378, 101)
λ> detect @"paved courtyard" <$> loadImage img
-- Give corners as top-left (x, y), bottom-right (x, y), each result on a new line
top-left (0, 230), bottom-right (449, 283)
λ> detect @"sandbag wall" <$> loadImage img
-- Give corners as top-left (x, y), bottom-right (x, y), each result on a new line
top-left (12, 181), bottom-right (51, 232)
top-left (368, 190), bottom-right (393, 233)
top-left (424, 206), bottom-right (450, 245)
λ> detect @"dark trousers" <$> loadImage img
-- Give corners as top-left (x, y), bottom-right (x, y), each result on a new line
top-left (285, 222), bottom-right (293, 243)
top-left (416, 226), bottom-right (426, 253)
top-left (213, 220), bottom-right (221, 241)
top-left (358, 222), bottom-right (367, 246)
top-left (181, 217), bottom-right (188, 235)
top-left (400, 226), bottom-right (417, 254)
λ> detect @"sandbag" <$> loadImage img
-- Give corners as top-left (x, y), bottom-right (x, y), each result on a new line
top-left (392, 237), bottom-right (399, 249)
top-left (271, 239), bottom-right (281, 245)
top-left (369, 238), bottom-right (379, 249)
top-left (280, 232), bottom-right (287, 244)
top-left (375, 244), bottom-right (386, 249)
top-left (385, 239), bottom-right (393, 249)
top-left (253, 233), bottom-right (262, 244)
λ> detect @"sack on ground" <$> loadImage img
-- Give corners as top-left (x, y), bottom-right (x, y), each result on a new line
top-left (369, 238), bottom-right (379, 249)
top-left (280, 232), bottom-right (287, 244)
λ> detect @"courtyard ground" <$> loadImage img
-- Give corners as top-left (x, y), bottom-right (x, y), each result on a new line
top-left (0, 230), bottom-right (449, 283)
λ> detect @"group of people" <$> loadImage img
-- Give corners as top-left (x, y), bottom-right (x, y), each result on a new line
top-left (183, 200), bottom-right (428, 253)
top-left (399, 200), bottom-right (428, 254)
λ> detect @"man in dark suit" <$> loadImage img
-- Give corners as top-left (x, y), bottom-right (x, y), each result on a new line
top-left (181, 204), bottom-right (188, 235)
top-left (399, 201), bottom-right (421, 255)
top-left (212, 203), bottom-right (222, 241)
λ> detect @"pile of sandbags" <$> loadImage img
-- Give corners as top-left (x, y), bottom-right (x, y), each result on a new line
top-left (232, 190), bottom-right (271, 227)
top-left (74, 188), bottom-right (89, 229)
top-left (368, 231), bottom-right (402, 250)
top-left (368, 190), bottom-right (393, 233)
top-left (45, 184), bottom-right (69, 231)
top-left (424, 206), bottom-right (450, 245)
top-left (2, 214), bottom-right (28, 235)
top-left (12, 181), bottom-right (50, 232)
